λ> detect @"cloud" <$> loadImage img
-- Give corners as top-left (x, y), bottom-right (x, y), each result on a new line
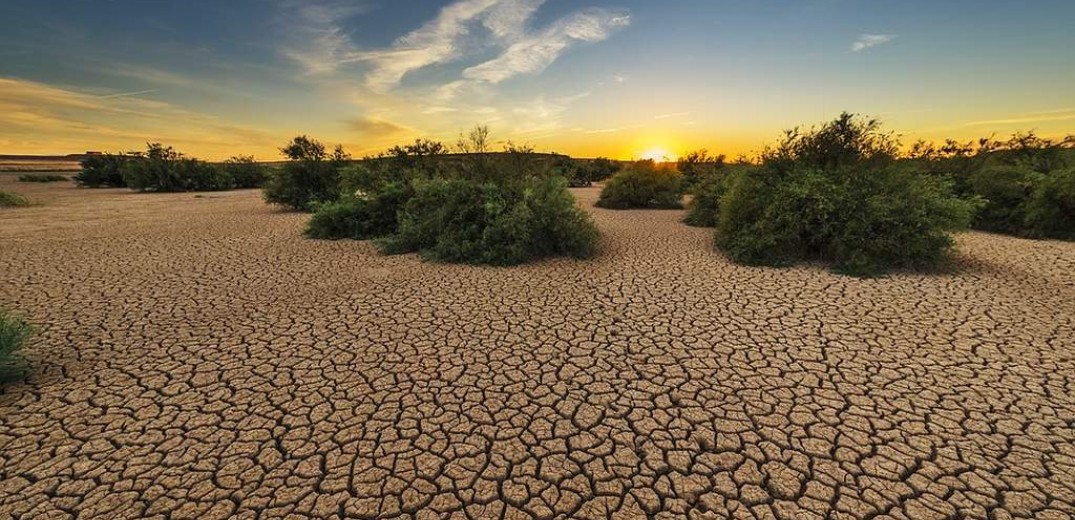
top-left (963, 110), bottom-right (1075, 127)
top-left (97, 89), bottom-right (159, 100)
top-left (347, 116), bottom-right (413, 136)
top-left (284, 0), bottom-right (629, 93)
top-left (0, 77), bottom-right (279, 158)
top-left (462, 8), bottom-right (630, 84)
top-left (850, 34), bottom-right (896, 52)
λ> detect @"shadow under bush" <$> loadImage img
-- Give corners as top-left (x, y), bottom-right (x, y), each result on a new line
top-left (380, 176), bottom-right (599, 265)
top-left (595, 161), bottom-right (684, 209)
top-left (18, 174), bottom-right (67, 183)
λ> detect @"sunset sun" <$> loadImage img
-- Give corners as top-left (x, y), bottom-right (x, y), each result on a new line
top-left (639, 148), bottom-right (675, 163)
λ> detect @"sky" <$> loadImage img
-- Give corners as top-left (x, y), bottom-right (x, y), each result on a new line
top-left (1, 0), bottom-right (1073, 161)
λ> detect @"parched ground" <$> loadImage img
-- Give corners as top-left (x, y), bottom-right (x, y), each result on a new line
top-left (1, 177), bottom-right (1074, 520)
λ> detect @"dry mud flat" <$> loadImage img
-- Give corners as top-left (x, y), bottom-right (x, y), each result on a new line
top-left (1, 177), bottom-right (1074, 520)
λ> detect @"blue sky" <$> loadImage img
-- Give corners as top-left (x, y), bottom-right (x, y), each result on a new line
top-left (1, 0), bottom-right (1073, 159)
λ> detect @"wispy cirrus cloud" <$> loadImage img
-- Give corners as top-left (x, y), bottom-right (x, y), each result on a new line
top-left (284, 0), bottom-right (629, 93)
top-left (850, 34), bottom-right (896, 52)
top-left (462, 8), bottom-right (630, 84)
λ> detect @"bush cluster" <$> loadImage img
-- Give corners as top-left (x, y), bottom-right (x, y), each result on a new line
top-left (76, 154), bottom-right (131, 187)
top-left (122, 144), bottom-right (231, 192)
top-left (300, 129), bottom-right (601, 265)
top-left (595, 161), bottom-right (684, 209)
top-left (683, 166), bottom-right (745, 227)
top-left (18, 174), bottom-right (68, 183)
top-left (0, 309), bottom-right (32, 383)
top-left (713, 113), bottom-right (978, 276)
top-left (221, 156), bottom-right (269, 189)
top-left (0, 190), bottom-right (31, 207)
top-left (77, 146), bottom-right (270, 192)
top-left (263, 136), bottom-right (349, 211)
top-left (305, 183), bottom-right (408, 240)
top-left (908, 133), bottom-right (1075, 239)
top-left (380, 176), bottom-right (598, 265)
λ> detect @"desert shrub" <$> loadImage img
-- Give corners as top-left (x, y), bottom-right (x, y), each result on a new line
top-left (0, 190), bottom-right (31, 207)
top-left (1024, 167), bottom-right (1075, 239)
top-left (550, 155), bottom-right (590, 187)
top-left (380, 176), bottom-right (598, 265)
top-left (716, 113), bottom-right (977, 276)
top-left (18, 174), bottom-right (67, 183)
top-left (683, 168), bottom-right (743, 227)
top-left (263, 136), bottom-right (346, 211)
top-left (678, 150), bottom-right (726, 187)
top-left (967, 165), bottom-right (1041, 234)
top-left (596, 161), bottom-right (684, 209)
top-left (221, 156), bottom-right (268, 189)
top-left (305, 183), bottom-right (409, 240)
top-left (0, 309), bottom-right (32, 383)
top-left (76, 154), bottom-right (130, 187)
top-left (585, 157), bottom-right (622, 182)
top-left (121, 143), bottom-right (231, 192)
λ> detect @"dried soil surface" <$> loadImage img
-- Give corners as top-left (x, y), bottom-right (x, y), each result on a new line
top-left (2, 178), bottom-right (1074, 519)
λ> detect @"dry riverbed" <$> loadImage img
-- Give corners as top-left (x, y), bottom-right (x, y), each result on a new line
top-left (1, 177), bottom-right (1074, 519)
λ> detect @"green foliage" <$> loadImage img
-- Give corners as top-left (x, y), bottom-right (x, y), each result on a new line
top-left (595, 161), bottom-right (684, 209)
top-left (716, 114), bottom-right (977, 276)
top-left (380, 176), bottom-right (598, 265)
top-left (121, 144), bottom-right (231, 192)
top-left (263, 136), bottom-right (347, 211)
top-left (677, 150), bottom-right (726, 187)
top-left (305, 183), bottom-right (409, 240)
top-left (17, 174), bottom-right (67, 183)
top-left (1024, 167), bottom-right (1075, 239)
top-left (0, 309), bottom-right (32, 383)
top-left (584, 157), bottom-right (622, 182)
top-left (967, 165), bottom-right (1041, 234)
top-left (221, 156), bottom-right (268, 189)
top-left (907, 132), bottom-right (1074, 239)
top-left (683, 168), bottom-right (744, 227)
top-left (0, 190), bottom-right (31, 207)
top-left (76, 153), bottom-right (131, 187)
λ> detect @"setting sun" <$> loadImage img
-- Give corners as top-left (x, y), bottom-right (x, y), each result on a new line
top-left (638, 148), bottom-right (676, 163)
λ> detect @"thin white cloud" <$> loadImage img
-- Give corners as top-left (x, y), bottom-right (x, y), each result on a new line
top-left (284, 0), bottom-right (629, 93)
top-left (850, 34), bottom-right (896, 52)
top-left (463, 8), bottom-right (629, 84)
top-left (97, 89), bottom-right (159, 100)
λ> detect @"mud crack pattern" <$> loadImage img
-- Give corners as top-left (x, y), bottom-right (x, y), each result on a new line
top-left (1, 179), bottom-right (1074, 519)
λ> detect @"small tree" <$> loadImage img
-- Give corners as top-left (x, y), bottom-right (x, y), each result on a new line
top-left (263, 136), bottom-right (345, 211)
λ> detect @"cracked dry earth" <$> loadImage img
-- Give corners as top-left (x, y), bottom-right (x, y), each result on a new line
top-left (1, 178), bottom-right (1075, 520)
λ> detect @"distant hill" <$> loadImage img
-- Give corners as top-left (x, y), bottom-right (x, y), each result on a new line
top-left (0, 154), bottom-right (89, 173)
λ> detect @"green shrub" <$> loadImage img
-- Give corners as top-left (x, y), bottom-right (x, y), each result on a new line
top-left (380, 176), bottom-right (598, 265)
top-left (221, 156), bottom-right (268, 189)
top-left (18, 174), bottom-right (67, 183)
top-left (585, 157), bottom-right (622, 182)
top-left (76, 154), bottom-right (130, 187)
top-left (716, 114), bottom-right (977, 276)
top-left (305, 183), bottom-right (409, 240)
top-left (0, 310), bottom-right (32, 383)
top-left (121, 143), bottom-right (232, 192)
top-left (263, 136), bottom-right (346, 211)
top-left (683, 169), bottom-right (743, 227)
top-left (0, 190), bottom-right (31, 207)
top-left (1024, 167), bottom-right (1075, 239)
top-left (595, 161), bottom-right (684, 209)
top-left (967, 165), bottom-right (1040, 234)
top-left (678, 150), bottom-right (726, 188)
